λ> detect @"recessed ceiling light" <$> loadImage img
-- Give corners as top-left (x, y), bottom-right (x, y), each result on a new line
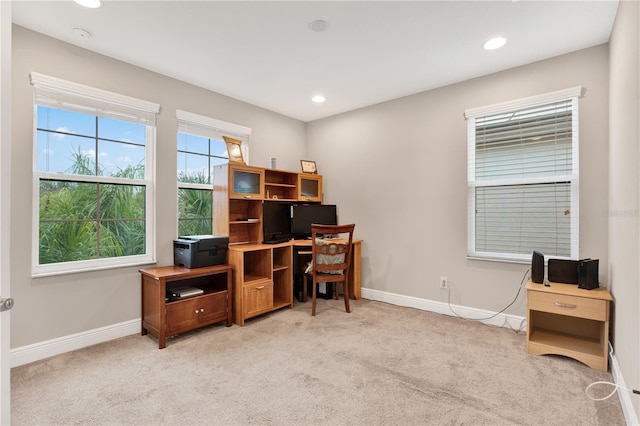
top-left (484, 37), bottom-right (507, 50)
top-left (74, 0), bottom-right (101, 8)
top-left (309, 20), bottom-right (329, 33)
top-left (72, 27), bottom-right (93, 38)
top-left (312, 95), bottom-right (326, 103)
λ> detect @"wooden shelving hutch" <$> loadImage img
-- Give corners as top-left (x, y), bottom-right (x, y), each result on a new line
top-left (213, 163), bottom-right (322, 325)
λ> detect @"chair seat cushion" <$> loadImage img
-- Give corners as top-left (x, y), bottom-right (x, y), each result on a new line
top-left (305, 238), bottom-right (346, 275)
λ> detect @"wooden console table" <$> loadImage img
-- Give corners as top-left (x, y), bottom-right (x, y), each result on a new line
top-left (526, 280), bottom-right (612, 371)
top-left (140, 264), bottom-right (232, 349)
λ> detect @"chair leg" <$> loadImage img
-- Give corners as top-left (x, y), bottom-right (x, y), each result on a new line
top-left (311, 279), bottom-right (317, 316)
top-left (334, 282), bottom-right (339, 300)
top-left (343, 279), bottom-right (350, 313)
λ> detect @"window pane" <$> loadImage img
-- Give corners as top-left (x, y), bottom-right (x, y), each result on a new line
top-left (98, 116), bottom-right (146, 144)
top-left (178, 133), bottom-right (209, 155)
top-left (210, 139), bottom-right (228, 159)
top-left (99, 184), bottom-right (146, 219)
top-left (475, 101), bottom-right (573, 181)
top-left (100, 220), bottom-right (146, 257)
top-left (37, 106), bottom-right (96, 137)
top-left (177, 152), bottom-right (210, 183)
top-left (178, 188), bottom-right (212, 236)
top-left (39, 179), bottom-right (148, 264)
top-left (37, 131), bottom-right (97, 174)
top-left (40, 180), bottom-right (97, 220)
top-left (99, 140), bottom-right (145, 178)
top-left (475, 183), bottom-right (571, 257)
top-left (39, 221), bottom-right (98, 264)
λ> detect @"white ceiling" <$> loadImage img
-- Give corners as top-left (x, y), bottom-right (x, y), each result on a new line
top-left (12, 1), bottom-right (619, 122)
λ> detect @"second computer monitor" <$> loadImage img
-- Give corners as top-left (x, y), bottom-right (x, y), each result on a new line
top-left (291, 204), bottom-right (337, 238)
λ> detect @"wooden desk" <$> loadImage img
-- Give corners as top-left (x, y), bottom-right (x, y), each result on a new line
top-left (292, 239), bottom-right (363, 300)
top-left (227, 239), bottom-right (363, 326)
top-left (526, 280), bottom-right (612, 371)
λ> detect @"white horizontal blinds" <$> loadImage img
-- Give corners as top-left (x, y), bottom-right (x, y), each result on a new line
top-left (475, 183), bottom-right (572, 256)
top-left (475, 100), bottom-right (573, 181)
top-left (30, 72), bottom-right (160, 126)
top-left (176, 110), bottom-right (251, 143)
top-left (466, 88), bottom-right (580, 260)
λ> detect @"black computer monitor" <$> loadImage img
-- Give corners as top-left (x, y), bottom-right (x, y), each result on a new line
top-left (291, 204), bottom-right (337, 238)
top-left (262, 202), bottom-right (291, 243)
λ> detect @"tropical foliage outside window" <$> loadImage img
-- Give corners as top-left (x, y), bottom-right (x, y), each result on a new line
top-left (177, 133), bottom-right (228, 236)
top-left (36, 106), bottom-right (151, 268)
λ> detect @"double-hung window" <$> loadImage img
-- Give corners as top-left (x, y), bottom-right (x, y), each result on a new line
top-left (176, 110), bottom-right (251, 236)
top-left (31, 73), bottom-right (159, 276)
top-left (465, 87), bottom-right (583, 262)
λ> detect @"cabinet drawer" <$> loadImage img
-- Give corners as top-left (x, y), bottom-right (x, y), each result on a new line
top-left (243, 280), bottom-right (273, 319)
top-left (528, 290), bottom-right (607, 321)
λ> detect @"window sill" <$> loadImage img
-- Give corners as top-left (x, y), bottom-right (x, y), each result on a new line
top-left (32, 257), bottom-right (156, 278)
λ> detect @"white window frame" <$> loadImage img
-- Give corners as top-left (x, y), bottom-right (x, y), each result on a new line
top-left (30, 72), bottom-right (160, 277)
top-left (465, 87), bottom-right (583, 263)
top-left (176, 110), bottom-right (251, 236)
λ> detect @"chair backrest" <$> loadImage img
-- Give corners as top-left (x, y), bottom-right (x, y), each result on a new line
top-left (310, 224), bottom-right (355, 278)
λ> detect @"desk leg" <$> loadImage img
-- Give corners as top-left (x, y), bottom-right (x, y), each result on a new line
top-left (350, 243), bottom-right (361, 300)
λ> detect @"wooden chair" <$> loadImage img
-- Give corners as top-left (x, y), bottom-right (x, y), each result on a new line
top-left (302, 224), bottom-right (355, 316)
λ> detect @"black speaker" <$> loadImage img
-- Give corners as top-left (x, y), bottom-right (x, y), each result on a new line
top-left (547, 259), bottom-right (579, 284)
top-left (531, 250), bottom-right (544, 283)
top-left (578, 259), bottom-right (599, 290)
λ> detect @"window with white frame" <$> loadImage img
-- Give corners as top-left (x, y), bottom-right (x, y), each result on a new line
top-left (176, 110), bottom-right (251, 236)
top-left (465, 87), bottom-right (583, 262)
top-left (31, 73), bottom-right (159, 276)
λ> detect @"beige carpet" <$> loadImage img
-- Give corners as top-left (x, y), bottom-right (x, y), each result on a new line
top-left (11, 299), bottom-right (625, 425)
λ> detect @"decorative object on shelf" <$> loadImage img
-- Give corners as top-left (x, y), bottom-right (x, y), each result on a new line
top-left (223, 136), bottom-right (246, 165)
top-left (270, 158), bottom-right (277, 169)
top-left (300, 160), bottom-right (317, 174)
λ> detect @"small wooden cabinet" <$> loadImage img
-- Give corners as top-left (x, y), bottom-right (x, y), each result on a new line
top-left (298, 174), bottom-right (323, 202)
top-left (526, 280), bottom-right (612, 371)
top-left (227, 242), bottom-right (293, 326)
top-left (140, 264), bottom-right (232, 349)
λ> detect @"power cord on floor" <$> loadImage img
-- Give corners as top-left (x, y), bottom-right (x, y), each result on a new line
top-left (445, 268), bottom-right (529, 330)
top-left (585, 343), bottom-right (640, 401)
top-left (586, 381), bottom-right (639, 401)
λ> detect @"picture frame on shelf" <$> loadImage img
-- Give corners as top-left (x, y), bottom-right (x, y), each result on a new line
top-left (300, 160), bottom-right (317, 174)
top-left (223, 136), bottom-right (246, 165)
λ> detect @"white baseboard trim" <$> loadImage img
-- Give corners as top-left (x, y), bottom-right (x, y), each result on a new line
top-left (10, 319), bottom-right (140, 368)
top-left (609, 347), bottom-right (639, 426)
top-left (361, 287), bottom-right (527, 331)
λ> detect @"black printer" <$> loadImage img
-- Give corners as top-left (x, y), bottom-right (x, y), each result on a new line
top-left (174, 235), bottom-right (229, 268)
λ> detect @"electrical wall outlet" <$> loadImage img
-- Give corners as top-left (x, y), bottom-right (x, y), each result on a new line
top-left (439, 277), bottom-right (448, 289)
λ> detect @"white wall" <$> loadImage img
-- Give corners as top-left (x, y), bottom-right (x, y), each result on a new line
top-left (10, 25), bottom-right (306, 348)
top-left (307, 45), bottom-right (610, 316)
top-left (608, 0), bottom-right (640, 418)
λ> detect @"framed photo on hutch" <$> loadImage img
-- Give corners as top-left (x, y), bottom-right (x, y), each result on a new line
top-left (223, 136), bottom-right (246, 165)
top-left (300, 160), bottom-right (317, 174)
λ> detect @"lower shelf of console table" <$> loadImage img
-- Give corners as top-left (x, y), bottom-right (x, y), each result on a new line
top-left (525, 280), bottom-right (612, 372)
top-left (139, 264), bottom-right (233, 349)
